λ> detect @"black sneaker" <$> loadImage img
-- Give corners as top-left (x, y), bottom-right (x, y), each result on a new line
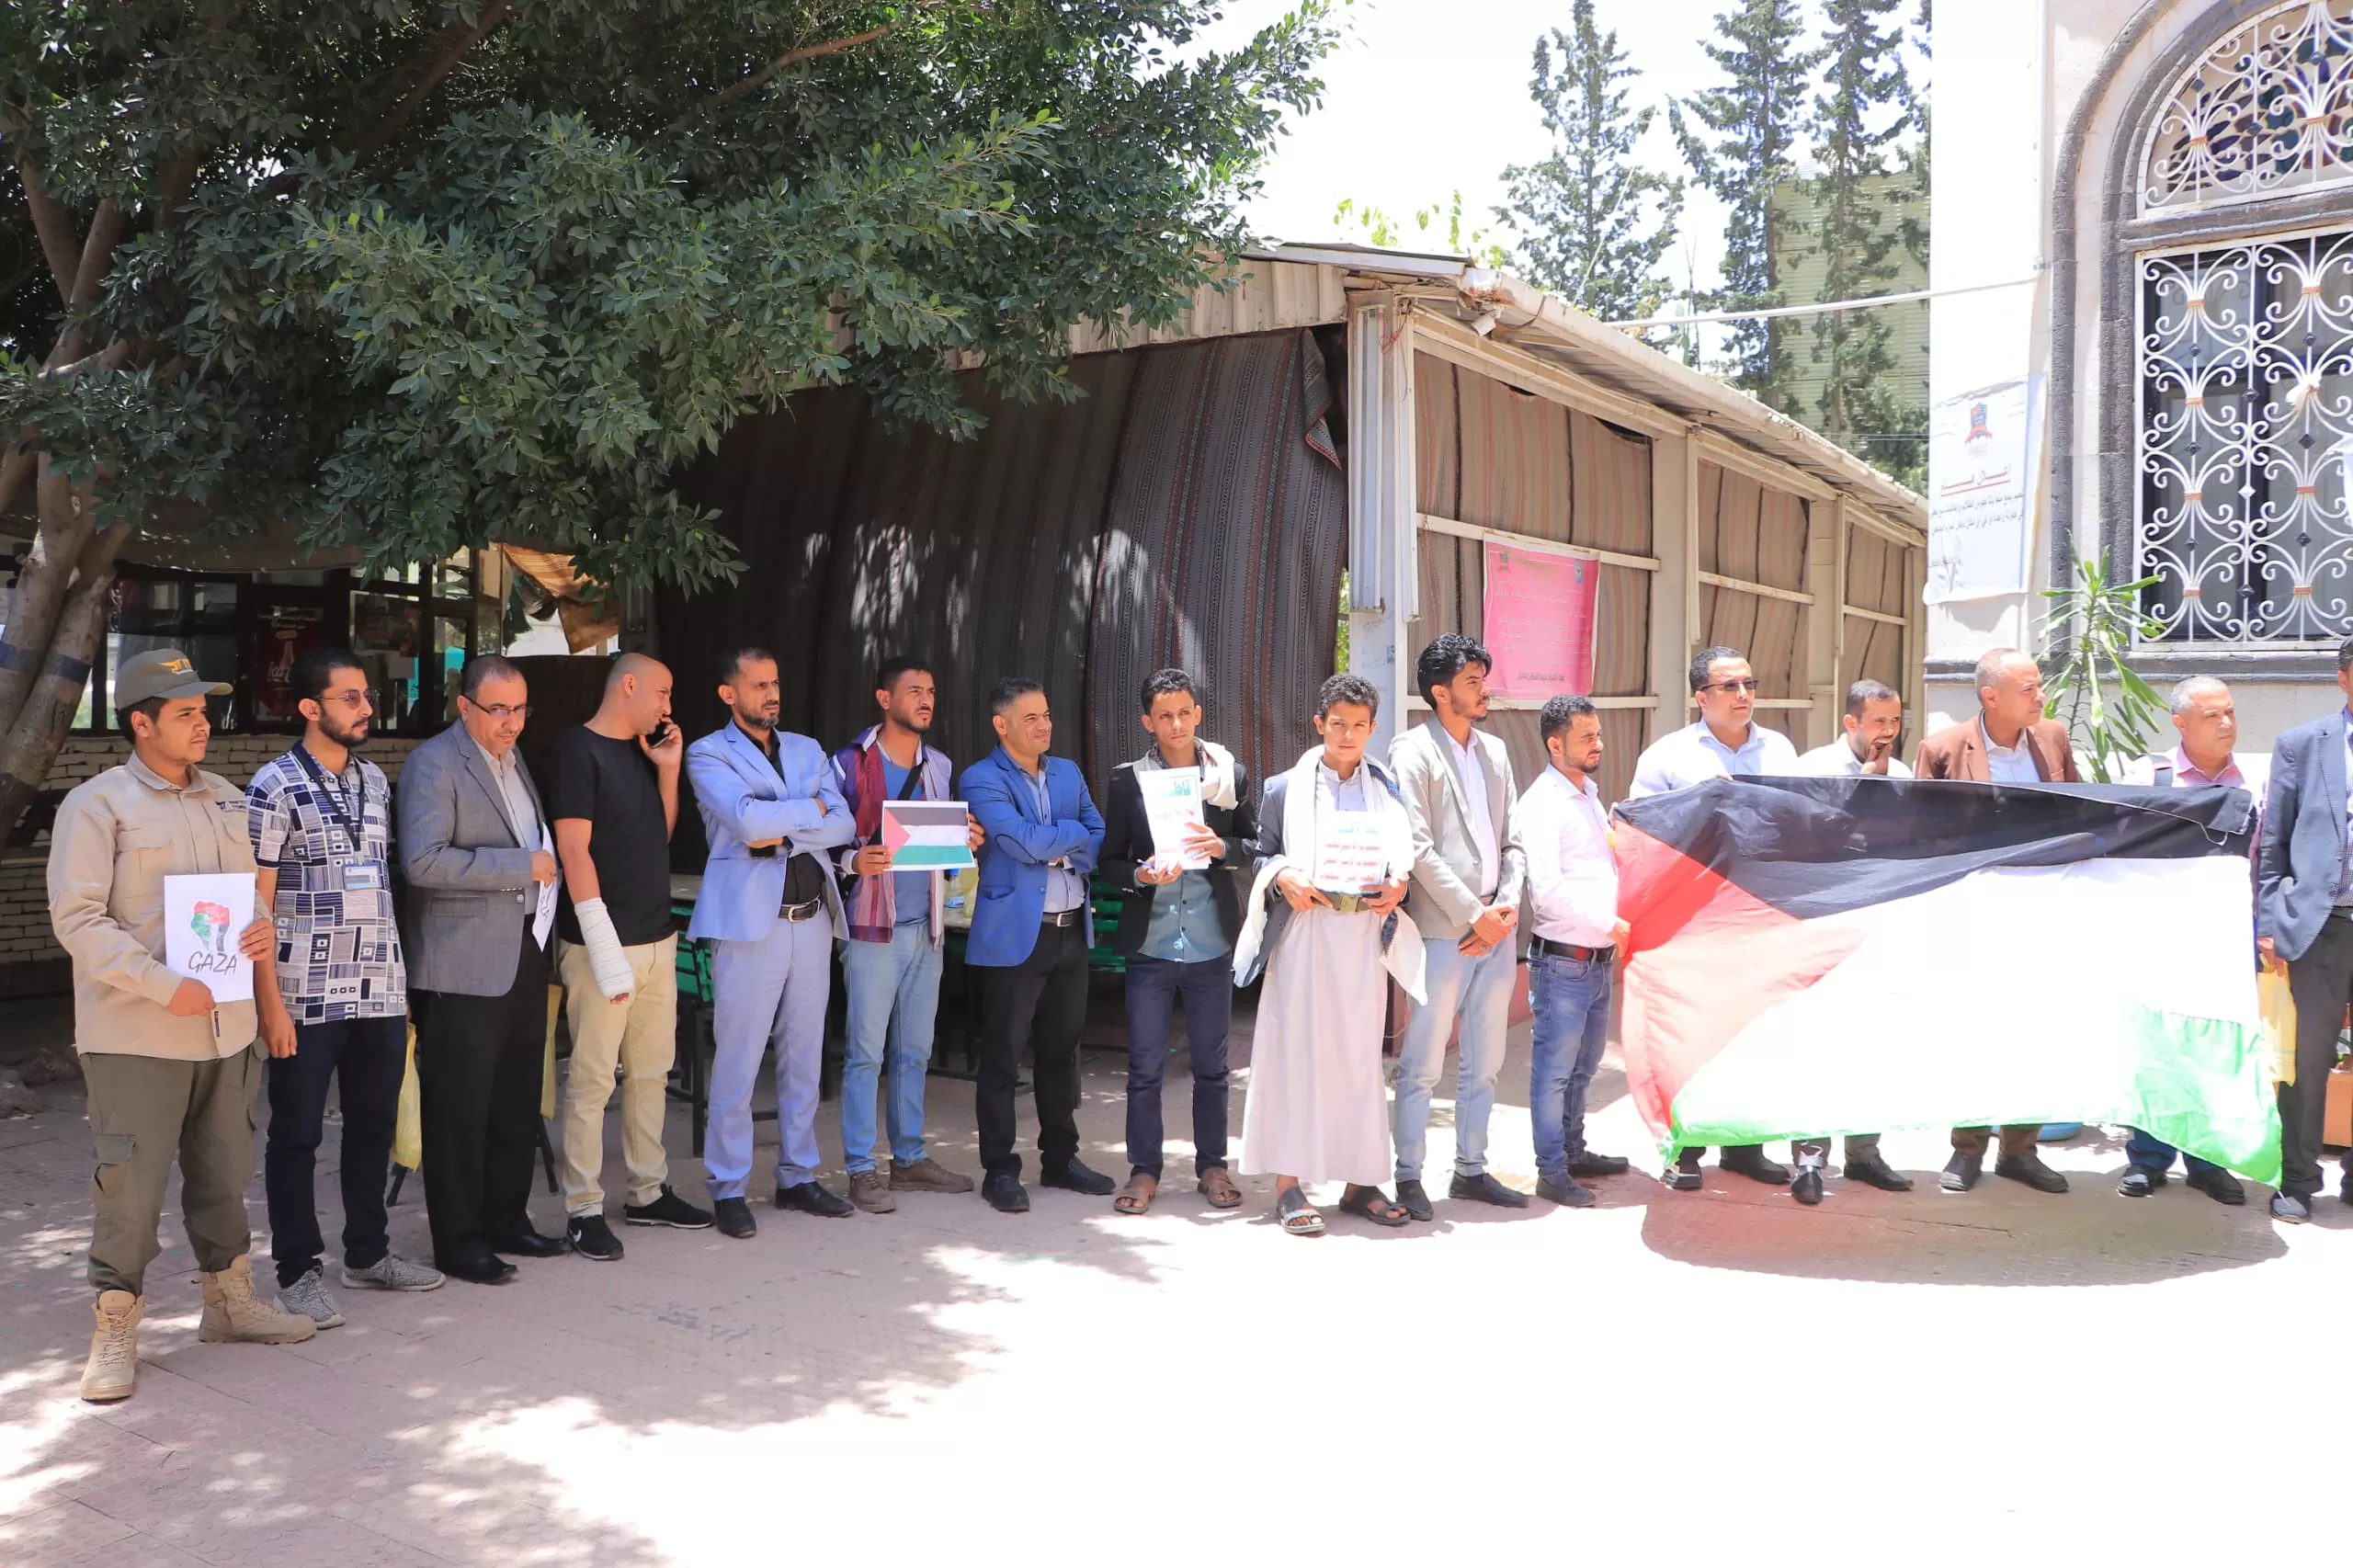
top-left (624, 1185), bottom-right (715, 1229)
top-left (568, 1214), bottom-right (624, 1261)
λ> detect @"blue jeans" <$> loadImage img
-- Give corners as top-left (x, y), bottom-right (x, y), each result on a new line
top-left (839, 924), bottom-right (944, 1175)
top-left (707, 915), bottom-right (834, 1200)
top-left (1122, 953), bottom-right (1233, 1178)
top-left (1393, 937), bottom-right (1517, 1182)
top-left (1529, 950), bottom-right (1610, 1181)
top-left (2125, 1125), bottom-right (2221, 1178)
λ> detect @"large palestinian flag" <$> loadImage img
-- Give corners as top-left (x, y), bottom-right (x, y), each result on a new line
top-left (1615, 777), bottom-right (2279, 1183)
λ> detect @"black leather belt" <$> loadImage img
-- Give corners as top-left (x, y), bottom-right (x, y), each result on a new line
top-left (779, 898), bottom-right (824, 922)
top-left (1040, 908), bottom-right (1083, 928)
top-left (1534, 936), bottom-right (1614, 962)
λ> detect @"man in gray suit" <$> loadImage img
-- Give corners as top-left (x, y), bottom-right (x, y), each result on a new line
top-left (1387, 633), bottom-right (1529, 1220)
top-left (398, 656), bottom-right (567, 1281)
top-left (2257, 637), bottom-right (2353, 1223)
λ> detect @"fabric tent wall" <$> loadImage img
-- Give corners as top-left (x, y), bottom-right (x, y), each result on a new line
top-left (656, 328), bottom-right (1345, 869)
top-left (1410, 354), bottom-right (1654, 804)
top-left (1695, 461), bottom-right (1810, 748)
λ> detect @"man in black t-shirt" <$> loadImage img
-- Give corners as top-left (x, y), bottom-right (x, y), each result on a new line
top-left (548, 653), bottom-right (713, 1260)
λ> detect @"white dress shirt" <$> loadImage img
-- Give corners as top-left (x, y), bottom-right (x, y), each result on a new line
top-left (1518, 767), bottom-right (1618, 947)
top-left (472, 736), bottom-right (541, 846)
top-left (1980, 719), bottom-right (2040, 784)
top-left (1627, 719), bottom-right (1801, 797)
top-left (1443, 724), bottom-right (1500, 899)
top-left (1791, 738), bottom-right (1915, 778)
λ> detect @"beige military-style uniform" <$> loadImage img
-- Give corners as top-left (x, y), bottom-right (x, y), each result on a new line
top-left (47, 752), bottom-right (267, 1293)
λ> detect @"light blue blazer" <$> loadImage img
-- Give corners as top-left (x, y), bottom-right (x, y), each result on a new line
top-left (961, 746), bottom-right (1105, 967)
top-left (686, 722), bottom-right (855, 943)
top-left (2260, 709), bottom-right (2348, 963)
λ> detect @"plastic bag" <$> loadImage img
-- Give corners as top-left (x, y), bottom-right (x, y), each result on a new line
top-left (2258, 956), bottom-right (2296, 1087)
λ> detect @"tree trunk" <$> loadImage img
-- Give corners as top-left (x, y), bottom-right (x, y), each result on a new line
top-left (0, 456), bottom-right (127, 843)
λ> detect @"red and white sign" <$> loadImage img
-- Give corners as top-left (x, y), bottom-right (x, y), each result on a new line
top-left (1481, 542), bottom-right (1597, 700)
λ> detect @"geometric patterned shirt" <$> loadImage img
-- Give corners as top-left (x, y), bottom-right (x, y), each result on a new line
top-left (246, 745), bottom-right (406, 1022)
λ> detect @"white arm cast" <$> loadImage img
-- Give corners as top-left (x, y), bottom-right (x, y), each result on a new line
top-left (571, 897), bottom-right (635, 999)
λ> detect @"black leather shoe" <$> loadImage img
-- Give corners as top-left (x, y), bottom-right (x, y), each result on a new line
top-left (1718, 1147), bottom-right (1791, 1185)
top-left (1536, 1173), bottom-right (1596, 1208)
top-left (1393, 1178), bottom-right (1434, 1221)
top-left (1039, 1158), bottom-right (1116, 1197)
top-left (982, 1172), bottom-right (1030, 1212)
top-left (2185, 1166), bottom-right (2246, 1206)
top-left (1940, 1152), bottom-right (1982, 1192)
top-left (1565, 1152), bottom-right (1631, 1178)
top-left (774, 1181), bottom-right (855, 1218)
top-left (1665, 1151), bottom-right (1703, 1192)
top-left (438, 1252), bottom-right (517, 1286)
top-left (2339, 1173), bottom-right (2353, 1205)
top-left (490, 1230), bottom-right (572, 1258)
top-left (2116, 1167), bottom-right (2162, 1198)
top-left (714, 1198), bottom-right (757, 1237)
top-left (1790, 1166), bottom-right (1824, 1206)
top-left (1995, 1153), bottom-right (2069, 1193)
top-left (1841, 1150), bottom-right (1914, 1192)
top-left (1449, 1171), bottom-right (1531, 1208)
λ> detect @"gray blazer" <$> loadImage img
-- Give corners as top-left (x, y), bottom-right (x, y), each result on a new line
top-left (1388, 718), bottom-right (1526, 940)
top-left (2259, 709), bottom-right (2347, 963)
top-left (397, 721), bottom-right (549, 996)
top-left (1236, 760), bottom-right (1408, 988)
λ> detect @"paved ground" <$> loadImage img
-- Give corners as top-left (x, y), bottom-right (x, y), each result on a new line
top-left (5, 998), bottom-right (2350, 1562)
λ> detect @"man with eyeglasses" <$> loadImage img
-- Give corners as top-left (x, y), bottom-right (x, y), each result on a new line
top-left (398, 654), bottom-right (570, 1284)
top-left (1628, 645), bottom-right (1801, 1191)
top-left (248, 648), bottom-right (443, 1328)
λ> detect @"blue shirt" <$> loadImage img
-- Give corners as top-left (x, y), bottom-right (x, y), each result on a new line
top-left (880, 756), bottom-right (933, 925)
top-left (1023, 762), bottom-right (1088, 913)
top-left (1626, 720), bottom-right (1801, 798)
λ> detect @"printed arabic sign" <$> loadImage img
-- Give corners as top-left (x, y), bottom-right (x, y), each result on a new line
top-left (1926, 377), bottom-right (2040, 603)
top-left (1481, 543), bottom-right (1598, 699)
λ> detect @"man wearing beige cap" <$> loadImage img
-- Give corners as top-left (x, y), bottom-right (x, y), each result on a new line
top-left (47, 648), bottom-right (318, 1403)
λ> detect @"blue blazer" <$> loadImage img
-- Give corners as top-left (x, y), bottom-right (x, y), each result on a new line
top-left (686, 722), bottom-right (855, 943)
top-left (2259, 709), bottom-right (2347, 962)
top-left (961, 745), bottom-right (1105, 967)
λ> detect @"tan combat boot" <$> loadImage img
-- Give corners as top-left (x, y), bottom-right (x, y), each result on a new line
top-left (198, 1256), bottom-right (317, 1344)
top-left (81, 1290), bottom-right (142, 1402)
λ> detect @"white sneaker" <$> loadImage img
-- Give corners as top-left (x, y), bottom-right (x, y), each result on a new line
top-left (275, 1266), bottom-right (346, 1329)
top-left (339, 1255), bottom-right (446, 1292)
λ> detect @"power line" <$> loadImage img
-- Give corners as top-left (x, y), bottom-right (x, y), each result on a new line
top-left (1603, 272), bottom-right (2040, 330)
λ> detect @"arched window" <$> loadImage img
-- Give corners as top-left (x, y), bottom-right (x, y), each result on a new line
top-left (2136, 3), bottom-right (2353, 645)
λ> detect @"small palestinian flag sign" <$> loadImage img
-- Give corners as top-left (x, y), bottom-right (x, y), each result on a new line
top-left (1614, 776), bottom-right (2279, 1182)
top-left (881, 800), bottom-right (975, 869)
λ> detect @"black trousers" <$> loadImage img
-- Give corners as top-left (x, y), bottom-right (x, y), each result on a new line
top-left (1122, 953), bottom-right (1232, 1178)
top-left (415, 935), bottom-right (551, 1263)
top-left (976, 922), bottom-right (1088, 1180)
top-left (2284, 915), bottom-right (2353, 1199)
top-left (266, 1015), bottom-right (407, 1289)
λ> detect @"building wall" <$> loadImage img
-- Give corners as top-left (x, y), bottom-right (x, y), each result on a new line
top-left (1928, 0), bottom-right (2353, 750)
top-left (0, 733), bottom-right (422, 996)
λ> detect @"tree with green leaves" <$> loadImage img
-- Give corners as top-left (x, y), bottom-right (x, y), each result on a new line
top-left (0, 1), bottom-right (1338, 835)
top-left (1331, 191), bottom-right (1507, 269)
top-left (1671, 0), bottom-right (1822, 403)
top-left (1794, 0), bottom-right (1919, 484)
top-left (1495, 2), bottom-right (1683, 328)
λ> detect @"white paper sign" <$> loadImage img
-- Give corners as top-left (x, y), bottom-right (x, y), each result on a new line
top-left (164, 873), bottom-right (256, 1003)
top-left (533, 827), bottom-right (558, 949)
top-left (1138, 768), bottom-right (1210, 870)
top-left (1310, 813), bottom-right (1389, 895)
top-left (1926, 377), bottom-right (2042, 603)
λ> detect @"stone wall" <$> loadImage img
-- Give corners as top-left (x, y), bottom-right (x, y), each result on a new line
top-left (0, 733), bottom-right (423, 996)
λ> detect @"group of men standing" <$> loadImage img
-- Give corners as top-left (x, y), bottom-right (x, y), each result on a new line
top-left (46, 617), bottom-right (2349, 1398)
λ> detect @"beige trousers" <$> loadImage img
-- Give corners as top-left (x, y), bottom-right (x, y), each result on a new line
top-left (556, 935), bottom-right (678, 1215)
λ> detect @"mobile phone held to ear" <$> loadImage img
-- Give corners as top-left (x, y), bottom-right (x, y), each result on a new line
top-left (648, 720), bottom-right (676, 749)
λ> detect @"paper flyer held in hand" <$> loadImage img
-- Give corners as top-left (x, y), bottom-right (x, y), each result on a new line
top-left (1310, 813), bottom-right (1388, 896)
top-left (1138, 767), bottom-right (1211, 869)
top-left (164, 872), bottom-right (256, 1003)
top-left (881, 801), bottom-right (975, 870)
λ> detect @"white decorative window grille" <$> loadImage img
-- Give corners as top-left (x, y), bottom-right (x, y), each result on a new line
top-left (2142, 1), bottom-right (2353, 216)
top-left (2137, 233), bottom-right (2353, 644)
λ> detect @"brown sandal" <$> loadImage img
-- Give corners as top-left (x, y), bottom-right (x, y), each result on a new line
top-left (1197, 1166), bottom-right (1243, 1210)
top-left (1114, 1172), bottom-right (1158, 1215)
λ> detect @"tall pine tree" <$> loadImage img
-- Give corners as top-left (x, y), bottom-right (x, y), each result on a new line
top-left (1672, 0), bottom-right (1823, 402)
top-left (1496, 1), bottom-right (1683, 328)
top-left (1798, 0), bottom-right (1919, 483)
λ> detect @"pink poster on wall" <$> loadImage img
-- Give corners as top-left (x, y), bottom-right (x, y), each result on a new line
top-left (1482, 542), bottom-right (1597, 699)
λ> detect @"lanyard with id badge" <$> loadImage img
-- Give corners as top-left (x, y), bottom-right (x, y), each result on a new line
top-left (294, 746), bottom-right (386, 895)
